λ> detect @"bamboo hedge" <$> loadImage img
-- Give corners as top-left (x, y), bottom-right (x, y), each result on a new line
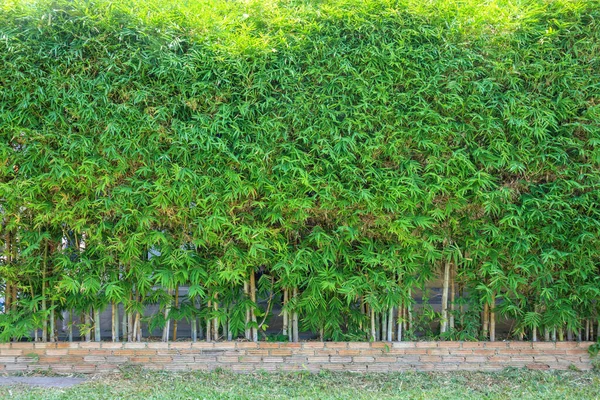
top-left (1, 0), bottom-right (599, 343)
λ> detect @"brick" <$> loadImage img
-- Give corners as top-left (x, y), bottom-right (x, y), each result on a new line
top-left (484, 342), bottom-right (508, 349)
top-left (171, 355), bottom-right (196, 363)
top-left (303, 342), bottom-right (325, 349)
top-left (134, 350), bottom-right (158, 356)
top-left (130, 357), bottom-right (151, 363)
top-left (463, 356), bottom-right (489, 363)
top-left (306, 356), bottom-right (329, 363)
top-left (338, 350), bottom-right (360, 356)
top-left (375, 356), bottom-right (397, 363)
top-left (263, 357), bottom-right (285, 363)
top-left (217, 356), bottom-right (239, 363)
top-left (534, 355), bottom-right (557, 362)
top-left (325, 342), bottom-right (348, 349)
top-left (150, 356), bottom-right (173, 363)
top-left (555, 342), bottom-right (578, 349)
top-left (461, 342), bottom-right (484, 349)
top-left (5, 364), bottom-right (28, 371)
top-left (531, 342), bottom-right (555, 350)
top-left (353, 356), bottom-right (375, 362)
top-left (415, 341), bottom-right (439, 348)
top-left (427, 349), bottom-right (450, 355)
top-left (113, 350), bottom-right (135, 356)
top-left (68, 349), bottom-right (90, 355)
top-left (169, 342), bottom-right (192, 349)
top-left (46, 349), bottom-right (69, 356)
top-left (0, 356), bottom-right (16, 363)
top-left (442, 356), bottom-right (466, 363)
top-left (370, 342), bottom-right (390, 349)
top-left (257, 343), bottom-right (280, 349)
top-left (366, 364), bottom-right (391, 372)
top-left (270, 349), bottom-right (293, 356)
top-left (348, 342), bottom-right (371, 349)
top-left (11, 343), bottom-right (37, 349)
top-left (508, 341), bottom-right (534, 349)
top-left (213, 342), bottom-right (236, 349)
top-left (239, 356), bottom-right (262, 363)
top-left (527, 363), bottom-right (550, 370)
top-left (148, 343), bottom-right (171, 349)
top-left (84, 356), bottom-right (106, 362)
top-left (235, 342), bottom-right (258, 349)
top-left (472, 349), bottom-right (496, 356)
top-left (79, 342), bottom-right (101, 348)
top-left (439, 342), bottom-right (462, 348)
top-left (101, 343), bottom-right (123, 349)
top-left (391, 342), bottom-right (416, 348)
top-left (0, 350), bottom-right (23, 356)
top-left (329, 356), bottom-right (352, 363)
top-left (123, 343), bottom-right (146, 349)
top-left (247, 350), bottom-right (270, 356)
top-left (449, 350), bottom-right (473, 355)
top-left (419, 356), bottom-right (442, 362)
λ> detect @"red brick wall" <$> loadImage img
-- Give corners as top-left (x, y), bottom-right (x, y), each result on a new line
top-left (0, 341), bottom-right (593, 373)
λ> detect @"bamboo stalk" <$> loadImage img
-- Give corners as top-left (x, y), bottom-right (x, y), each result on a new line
top-left (250, 272), bottom-right (258, 342)
top-left (387, 307), bottom-right (393, 341)
top-left (84, 312), bottom-right (91, 342)
top-left (283, 288), bottom-right (289, 339)
top-left (68, 310), bottom-right (73, 342)
top-left (49, 302), bottom-right (55, 342)
top-left (449, 263), bottom-right (455, 331)
top-left (482, 302), bottom-right (489, 340)
top-left (397, 304), bottom-right (403, 342)
top-left (381, 309), bottom-right (387, 341)
top-left (206, 299), bottom-right (212, 342)
top-left (112, 302), bottom-right (118, 342)
top-left (122, 303), bottom-right (127, 341)
top-left (244, 281), bottom-right (250, 340)
top-left (441, 261), bottom-right (450, 334)
top-left (292, 287), bottom-right (299, 342)
top-left (162, 289), bottom-right (171, 342)
top-left (94, 307), bottom-right (101, 342)
top-left (370, 305), bottom-right (376, 342)
top-left (490, 293), bottom-right (496, 342)
top-left (173, 285), bottom-right (179, 341)
top-left (213, 294), bottom-right (219, 341)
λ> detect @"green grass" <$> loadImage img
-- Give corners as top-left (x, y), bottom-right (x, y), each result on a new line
top-left (1, 369), bottom-right (600, 399)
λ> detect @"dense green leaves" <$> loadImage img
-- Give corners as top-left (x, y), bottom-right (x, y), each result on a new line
top-left (1, 0), bottom-right (599, 342)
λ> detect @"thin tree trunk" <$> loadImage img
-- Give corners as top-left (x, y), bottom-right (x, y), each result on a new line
top-left (375, 311), bottom-right (380, 341)
top-left (396, 304), bottom-right (403, 342)
top-left (206, 299), bottom-right (212, 342)
top-left (250, 272), bottom-right (258, 342)
top-left (84, 312), bottom-right (91, 342)
top-left (567, 328), bottom-right (573, 341)
top-left (381, 310), bottom-right (387, 341)
top-left (532, 325), bottom-right (537, 342)
top-left (283, 288), bottom-right (289, 339)
top-left (213, 295), bottom-right (219, 341)
top-left (94, 307), bottom-right (101, 342)
top-left (490, 294), bottom-right (496, 342)
top-left (173, 285), bottom-right (179, 341)
top-left (122, 303), bottom-right (127, 341)
top-left (41, 241), bottom-right (48, 343)
top-left (387, 307), bottom-right (393, 341)
top-left (559, 327), bottom-right (564, 341)
top-left (482, 302), bottom-right (489, 340)
top-left (68, 310), bottom-right (73, 342)
top-left (449, 263), bottom-right (455, 331)
top-left (441, 261), bottom-right (450, 334)
top-left (49, 302), bottom-right (55, 342)
top-left (244, 281), bottom-right (251, 340)
top-left (552, 327), bottom-right (557, 342)
top-left (292, 287), bottom-right (299, 342)
top-left (134, 311), bottom-right (141, 342)
top-left (585, 320), bottom-right (590, 342)
top-left (162, 290), bottom-right (171, 342)
top-left (407, 288), bottom-right (413, 330)
top-left (370, 306), bottom-right (376, 342)
top-left (544, 327), bottom-right (550, 342)
top-left (112, 302), bottom-right (118, 342)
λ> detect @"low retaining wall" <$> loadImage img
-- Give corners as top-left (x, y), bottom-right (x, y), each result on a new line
top-left (0, 341), bottom-right (593, 374)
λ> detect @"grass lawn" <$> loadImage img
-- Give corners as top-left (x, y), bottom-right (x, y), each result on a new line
top-left (1, 369), bottom-right (599, 400)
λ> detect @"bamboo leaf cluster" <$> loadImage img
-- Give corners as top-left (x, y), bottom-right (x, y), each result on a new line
top-left (1, 0), bottom-right (599, 343)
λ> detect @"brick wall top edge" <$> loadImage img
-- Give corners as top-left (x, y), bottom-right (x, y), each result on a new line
top-left (3, 341), bottom-right (594, 350)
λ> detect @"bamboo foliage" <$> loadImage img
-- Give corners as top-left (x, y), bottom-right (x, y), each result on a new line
top-left (0, 0), bottom-right (599, 343)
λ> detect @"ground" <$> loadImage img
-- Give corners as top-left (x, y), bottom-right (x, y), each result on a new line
top-left (0, 369), bottom-right (599, 399)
